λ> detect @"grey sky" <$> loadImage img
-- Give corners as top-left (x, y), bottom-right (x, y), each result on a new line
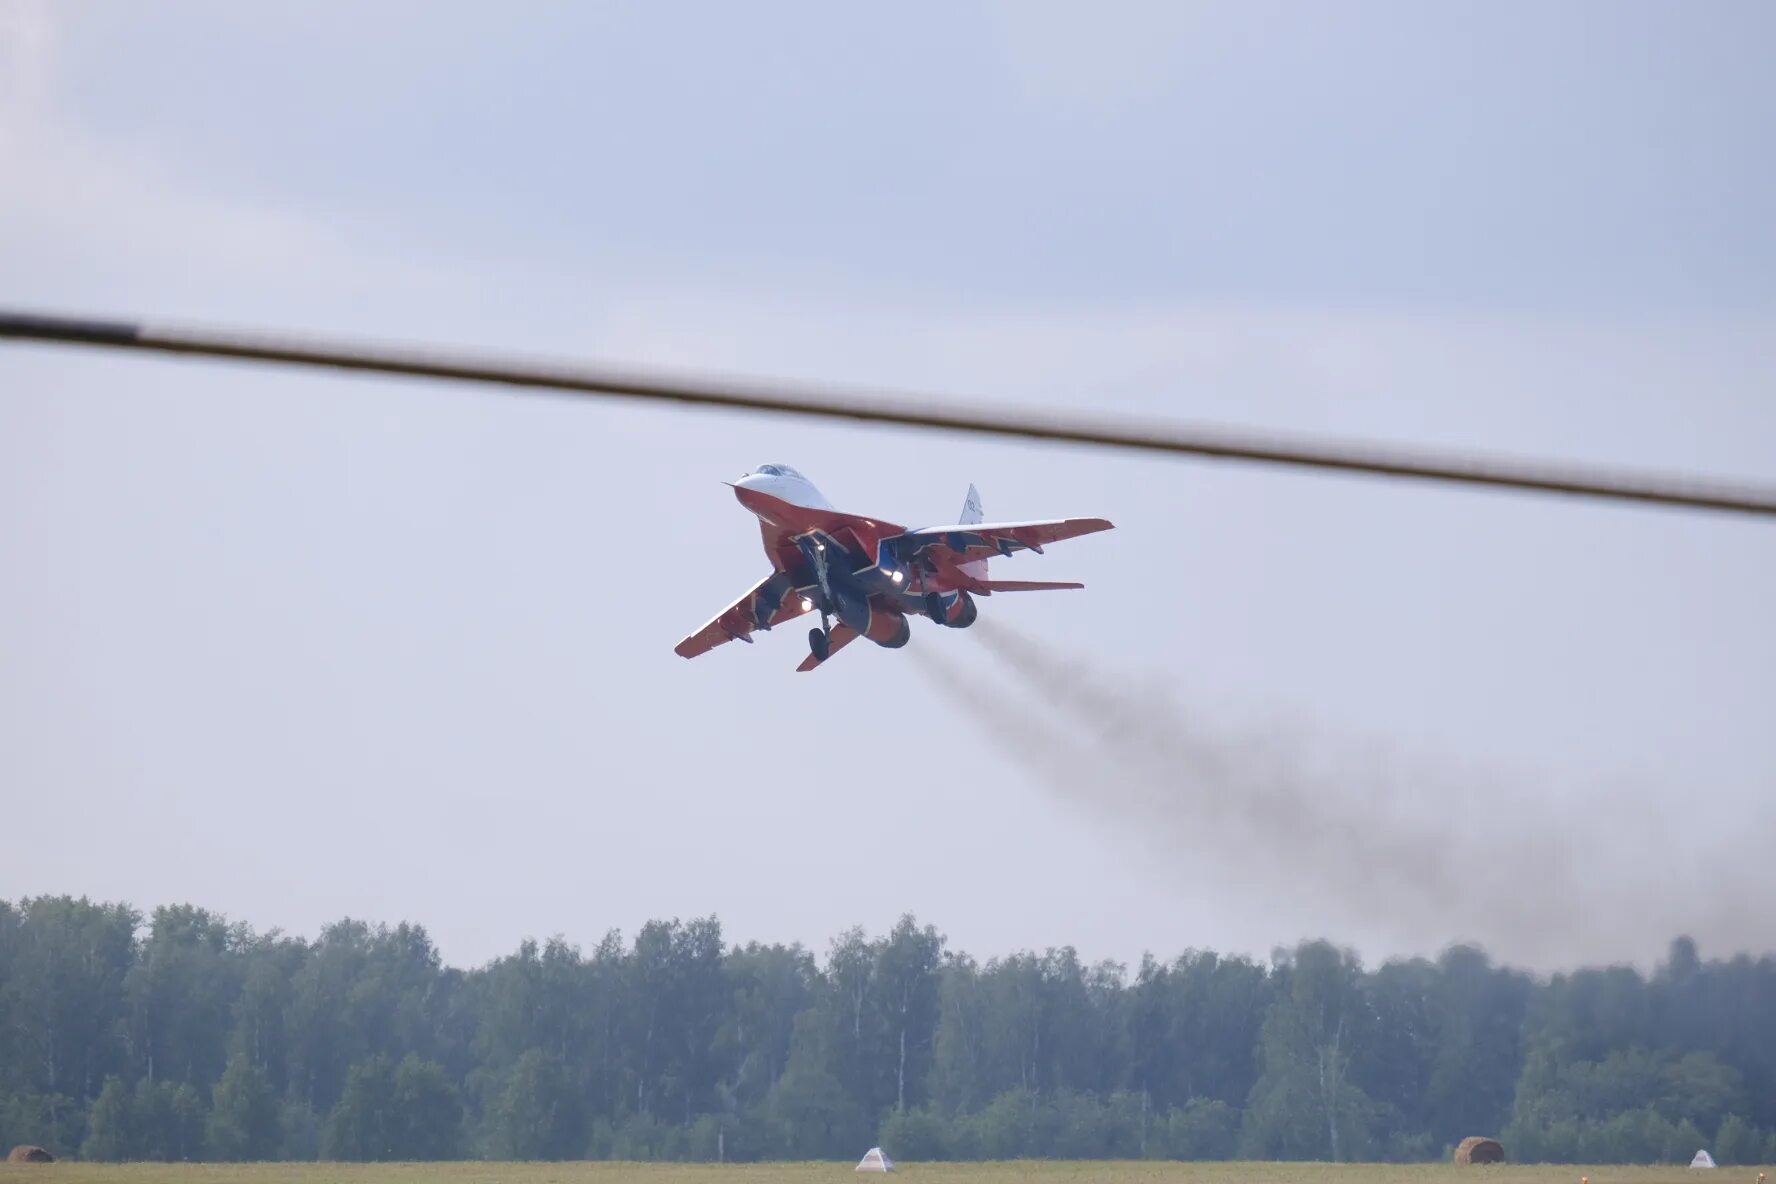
top-left (2, 1), bottom-right (1772, 974)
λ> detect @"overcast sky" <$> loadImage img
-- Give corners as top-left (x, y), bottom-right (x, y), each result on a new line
top-left (3, 1), bottom-right (1772, 975)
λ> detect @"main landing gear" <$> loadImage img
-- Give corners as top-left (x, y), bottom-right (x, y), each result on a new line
top-left (808, 607), bottom-right (834, 663)
top-left (925, 592), bottom-right (947, 625)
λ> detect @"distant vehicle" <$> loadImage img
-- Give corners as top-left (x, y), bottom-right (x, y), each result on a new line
top-left (676, 465), bottom-right (1113, 671)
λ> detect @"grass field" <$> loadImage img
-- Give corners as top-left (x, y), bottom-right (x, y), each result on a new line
top-left (4, 1163), bottom-right (1771, 1184)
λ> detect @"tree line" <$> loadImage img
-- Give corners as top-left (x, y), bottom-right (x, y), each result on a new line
top-left (2, 896), bottom-right (1774, 1164)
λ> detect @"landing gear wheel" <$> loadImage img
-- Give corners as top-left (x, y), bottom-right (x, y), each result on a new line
top-left (925, 592), bottom-right (947, 625)
top-left (808, 626), bottom-right (830, 663)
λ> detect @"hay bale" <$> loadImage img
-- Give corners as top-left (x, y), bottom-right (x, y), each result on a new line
top-left (1454, 1136), bottom-right (1505, 1164)
top-left (6, 1145), bottom-right (55, 1164)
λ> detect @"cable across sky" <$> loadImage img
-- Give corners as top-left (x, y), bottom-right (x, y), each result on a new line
top-left (4, 307), bottom-right (1773, 519)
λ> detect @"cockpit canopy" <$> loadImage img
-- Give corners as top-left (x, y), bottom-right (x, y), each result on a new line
top-left (754, 463), bottom-right (807, 480)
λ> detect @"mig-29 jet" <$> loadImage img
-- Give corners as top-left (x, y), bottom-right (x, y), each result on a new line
top-left (675, 464), bottom-right (1113, 671)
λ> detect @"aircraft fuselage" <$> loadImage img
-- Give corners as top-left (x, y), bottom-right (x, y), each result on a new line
top-left (731, 465), bottom-right (970, 634)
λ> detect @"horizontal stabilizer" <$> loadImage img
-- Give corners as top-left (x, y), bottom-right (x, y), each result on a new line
top-left (970, 579), bottom-right (1083, 593)
top-left (895, 517), bottom-right (1112, 547)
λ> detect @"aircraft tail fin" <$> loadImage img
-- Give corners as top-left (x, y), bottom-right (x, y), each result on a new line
top-left (958, 484), bottom-right (987, 579)
top-left (959, 484), bottom-right (984, 525)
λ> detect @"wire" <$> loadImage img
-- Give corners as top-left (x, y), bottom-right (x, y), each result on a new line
top-left (4, 307), bottom-right (1774, 518)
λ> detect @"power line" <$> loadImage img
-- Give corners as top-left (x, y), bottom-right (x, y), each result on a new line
top-left (4, 306), bottom-right (1774, 519)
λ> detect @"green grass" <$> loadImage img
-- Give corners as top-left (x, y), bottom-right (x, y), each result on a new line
top-left (4, 1163), bottom-right (1772, 1184)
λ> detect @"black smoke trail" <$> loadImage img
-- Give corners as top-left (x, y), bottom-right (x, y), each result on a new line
top-left (911, 621), bottom-right (1776, 969)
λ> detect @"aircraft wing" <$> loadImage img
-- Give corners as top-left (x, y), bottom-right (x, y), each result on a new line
top-left (888, 517), bottom-right (1114, 565)
top-left (674, 571), bottom-right (813, 659)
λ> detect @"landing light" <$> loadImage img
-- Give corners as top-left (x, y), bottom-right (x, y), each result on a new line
top-left (800, 597), bottom-right (814, 612)
top-left (890, 571), bottom-right (904, 584)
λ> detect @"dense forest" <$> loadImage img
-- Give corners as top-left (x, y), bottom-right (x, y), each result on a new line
top-left (2, 897), bottom-right (1774, 1165)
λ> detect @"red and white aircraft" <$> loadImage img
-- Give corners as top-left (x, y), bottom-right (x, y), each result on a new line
top-left (676, 465), bottom-right (1113, 671)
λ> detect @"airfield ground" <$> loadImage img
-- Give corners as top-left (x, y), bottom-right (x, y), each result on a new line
top-left (4, 1162), bottom-right (1769, 1184)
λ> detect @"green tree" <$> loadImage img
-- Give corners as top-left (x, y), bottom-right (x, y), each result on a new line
top-left (134, 1078), bottom-right (206, 1161)
top-left (1714, 1113), bottom-right (1762, 1165)
top-left (209, 1056), bottom-right (279, 1160)
top-left (1240, 941), bottom-right (1377, 1161)
top-left (322, 1056), bottom-right (395, 1160)
top-left (324, 1054), bottom-right (462, 1161)
top-left (719, 941), bottom-right (817, 1114)
top-left (166, 1082), bottom-right (209, 1161)
top-left (10, 889), bottom-right (1776, 1166)
top-left (81, 1076), bottom-right (134, 1161)
top-left (127, 906), bottom-right (242, 1088)
top-left (230, 932), bottom-right (310, 1095)
top-left (878, 1105), bottom-right (950, 1160)
top-left (820, 926), bottom-right (881, 1119)
top-left (278, 1093), bottom-right (321, 1160)
top-left (765, 1013), bottom-right (868, 1158)
top-left (288, 921), bottom-right (451, 1116)
top-left (1423, 945), bottom-right (1531, 1144)
top-left (1161, 1097), bottom-right (1239, 1159)
top-left (955, 1087), bottom-right (1044, 1158)
top-left (622, 918), bottom-right (728, 1121)
top-left (0, 1088), bottom-right (78, 1160)
top-left (1662, 1117), bottom-right (1705, 1164)
top-left (389, 1055), bottom-right (462, 1159)
top-left (1129, 950), bottom-right (1270, 1114)
top-left (1660, 1051), bottom-right (1742, 1132)
top-left (875, 916), bottom-right (945, 1113)
top-left (485, 1049), bottom-right (584, 1160)
top-left (3, 897), bottom-right (138, 1110)
top-left (928, 955), bottom-right (988, 1115)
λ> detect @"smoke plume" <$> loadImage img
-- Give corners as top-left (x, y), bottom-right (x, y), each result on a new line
top-left (911, 620), bottom-right (1775, 970)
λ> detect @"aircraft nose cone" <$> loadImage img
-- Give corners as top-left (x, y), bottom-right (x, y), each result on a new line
top-left (734, 471), bottom-right (785, 497)
top-left (728, 473), bottom-right (765, 508)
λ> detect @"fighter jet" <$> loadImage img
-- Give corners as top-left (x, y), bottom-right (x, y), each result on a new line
top-left (675, 465), bottom-right (1113, 670)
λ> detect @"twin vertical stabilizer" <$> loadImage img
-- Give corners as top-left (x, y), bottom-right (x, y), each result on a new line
top-left (959, 483), bottom-right (984, 525)
top-left (958, 483), bottom-right (987, 581)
